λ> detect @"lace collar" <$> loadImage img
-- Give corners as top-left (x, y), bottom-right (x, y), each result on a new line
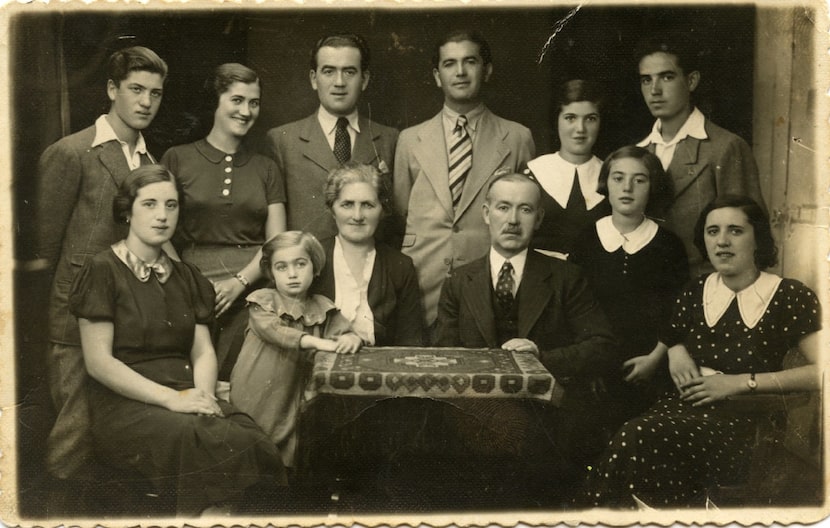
top-left (246, 288), bottom-right (337, 326)
top-left (703, 271), bottom-right (782, 329)
top-left (111, 240), bottom-right (173, 284)
top-left (595, 216), bottom-right (659, 255)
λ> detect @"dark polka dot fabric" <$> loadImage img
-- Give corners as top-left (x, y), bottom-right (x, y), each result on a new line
top-left (583, 275), bottom-right (821, 507)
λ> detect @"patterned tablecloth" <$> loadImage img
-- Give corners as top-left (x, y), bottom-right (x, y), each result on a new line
top-left (309, 346), bottom-right (562, 404)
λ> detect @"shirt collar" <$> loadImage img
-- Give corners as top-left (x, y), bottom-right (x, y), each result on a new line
top-left (595, 216), bottom-right (659, 254)
top-left (194, 138), bottom-right (253, 166)
top-left (526, 152), bottom-right (605, 209)
top-left (703, 271), bottom-right (782, 329)
top-left (318, 106), bottom-right (361, 135)
top-left (442, 103), bottom-right (485, 135)
top-left (489, 247), bottom-right (527, 289)
top-left (111, 240), bottom-right (173, 284)
top-left (246, 288), bottom-right (337, 326)
top-left (92, 114), bottom-right (149, 155)
top-left (637, 107), bottom-right (707, 148)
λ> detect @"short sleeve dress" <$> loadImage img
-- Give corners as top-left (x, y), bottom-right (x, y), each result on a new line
top-left (69, 243), bottom-right (286, 514)
top-left (161, 139), bottom-right (287, 374)
top-left (583, 272), bottom-right (821, 507)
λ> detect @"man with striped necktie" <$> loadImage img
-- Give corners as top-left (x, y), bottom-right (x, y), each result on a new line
top-left (393, 29), bottom-right (535, 334)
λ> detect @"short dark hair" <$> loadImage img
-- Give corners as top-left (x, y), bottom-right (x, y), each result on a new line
top-left (693, 194), bottom-right (778, 270)
top-left (260, 231), bottom-right (326, 282)
top-left (323, 161), bottom-right (393, 216)
top-left (432, 29), bottom-right (492, 69)
top-left (596, 146), bottom-right (674, 218)
top-left (554, 79), bottom-right (605, 115)
top-left (310, 33), bottom-right (371, 72)
top-left (206, 63), bottom-right (260, 110)
top-left (113, 164), bottom-right (180, 224)
top-left (107, 46), bottom-right (168, 86)
top-left (485, 169), bottom-right (543, 208)
top-left (633, 32), bottom-right (699, 76)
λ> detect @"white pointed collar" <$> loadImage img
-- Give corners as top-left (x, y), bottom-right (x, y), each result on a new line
top-left (595, 216), bottom-right (659, 255)
top-left (526, 152), bottom-right (604, 210)
top-left (703, 271), bottom-right (782, 329)
top-left (636, 107), bottom-right (708, 148)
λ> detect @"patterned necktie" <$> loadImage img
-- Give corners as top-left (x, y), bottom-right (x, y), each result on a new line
top-left (334, 117), bottom-right (351, 164)
top-left (495, 260), bottom-right (515, 311)
top-left (449, 115), bottom-right (472, 210)
top-left (567, 167), bottom-right (588, 213)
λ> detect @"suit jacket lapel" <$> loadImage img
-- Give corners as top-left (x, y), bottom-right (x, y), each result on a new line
top-left (668, 136), bottom-right (705, 200)
top-left (353, 116), bottom-right (381, 166)
top-left (413, 113), bottom-right (454, 217)
top-left (456, 108), bottom-right (510, 218)
top-left (517, 253), bottom-right (554, 338)
top-left (299, 114), bottom-right (338, 172)
top-left (97, 141), bottom-right (131, 188)
top-left (462, 258), bottom-right (498, 347)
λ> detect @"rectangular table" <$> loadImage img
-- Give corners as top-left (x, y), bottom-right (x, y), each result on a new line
top-left (295, 347), bottom-right (571, 509)
top-left (307, 346), bottom-right (563, 405)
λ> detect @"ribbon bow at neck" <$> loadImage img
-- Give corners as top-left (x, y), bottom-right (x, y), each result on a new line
top-left (112, 240), bottom-right (173, 284)
top-left (136, 258), bottom-right (173, 284)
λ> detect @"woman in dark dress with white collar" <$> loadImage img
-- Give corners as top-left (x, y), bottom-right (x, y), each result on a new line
top-left (523, 79), bottom-right (610, 258)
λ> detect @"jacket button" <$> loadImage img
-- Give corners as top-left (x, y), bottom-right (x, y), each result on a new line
top-left (452, 225), bottom-right (460, 233)
top-left (443, 257), bottom-right (451, 266)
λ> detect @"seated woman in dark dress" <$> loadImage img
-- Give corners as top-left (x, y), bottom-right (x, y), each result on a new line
top-left (311, 161), bottom-right (424, 346)
top-left (582, 194), bottom-right (821, 508)
top-left (523, 79), bottom-right (610, 257)
top-left (69, 165), bottom-right (286, 516)
top-left (570, 146), bottom-right (688, 427)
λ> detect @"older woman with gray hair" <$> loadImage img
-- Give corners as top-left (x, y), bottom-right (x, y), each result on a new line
top-left (312, 161), bottom-right (424, 346)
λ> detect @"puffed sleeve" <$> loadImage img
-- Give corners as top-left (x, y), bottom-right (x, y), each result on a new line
top-left (660, 276), bottom-right (705, 347)
top-left (68, 256), bottom-right (116, 321)
top-left (177, 261), bottom-right (216, 325)
top-left (782, 280), bottom-right (822, 347)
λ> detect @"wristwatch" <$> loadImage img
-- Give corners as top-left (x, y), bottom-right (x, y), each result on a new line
top-left (746, 372), bottom-right (758, 391)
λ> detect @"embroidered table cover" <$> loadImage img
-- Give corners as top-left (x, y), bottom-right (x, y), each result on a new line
top-left (309, 347), bottom-right (562, 405)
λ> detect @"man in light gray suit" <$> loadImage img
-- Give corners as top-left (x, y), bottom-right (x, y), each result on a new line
top-left (393, 29), bottom-right (535, 330)
top-left (265, 33), bottom-right (398, 241)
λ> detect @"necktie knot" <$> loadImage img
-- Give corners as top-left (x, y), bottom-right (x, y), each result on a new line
top-left (334, 117), bottom-right (351, 164)
top-left (454, 115), bottom-right (468, 136)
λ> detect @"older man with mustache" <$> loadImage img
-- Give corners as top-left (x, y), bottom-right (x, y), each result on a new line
top-left (434, 171), bottom-right (616, 497)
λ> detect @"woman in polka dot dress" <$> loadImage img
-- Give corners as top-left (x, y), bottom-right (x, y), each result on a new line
top-left (582, 194), bottom-right (822, 507)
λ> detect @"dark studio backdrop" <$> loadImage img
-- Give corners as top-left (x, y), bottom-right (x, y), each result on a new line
top-left (10, 4), bottom-right (755, 516)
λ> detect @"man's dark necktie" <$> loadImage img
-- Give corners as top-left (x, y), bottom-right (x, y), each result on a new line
top-left (334, 117), bottom-right (351, 164)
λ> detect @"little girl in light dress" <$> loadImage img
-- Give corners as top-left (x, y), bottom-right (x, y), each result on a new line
top-left (230, 231), bottom-right (362, 467)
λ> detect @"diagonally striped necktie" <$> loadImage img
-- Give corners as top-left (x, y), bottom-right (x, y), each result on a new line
top-left (448, 114), bottom-right (472, 210)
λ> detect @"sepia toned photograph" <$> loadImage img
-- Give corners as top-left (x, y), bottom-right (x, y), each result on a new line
top-left (1, 0), bottom-right (827, 525)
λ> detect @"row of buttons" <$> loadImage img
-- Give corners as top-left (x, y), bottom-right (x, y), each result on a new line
top-left (221, 154), bottom-right (233, 196)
